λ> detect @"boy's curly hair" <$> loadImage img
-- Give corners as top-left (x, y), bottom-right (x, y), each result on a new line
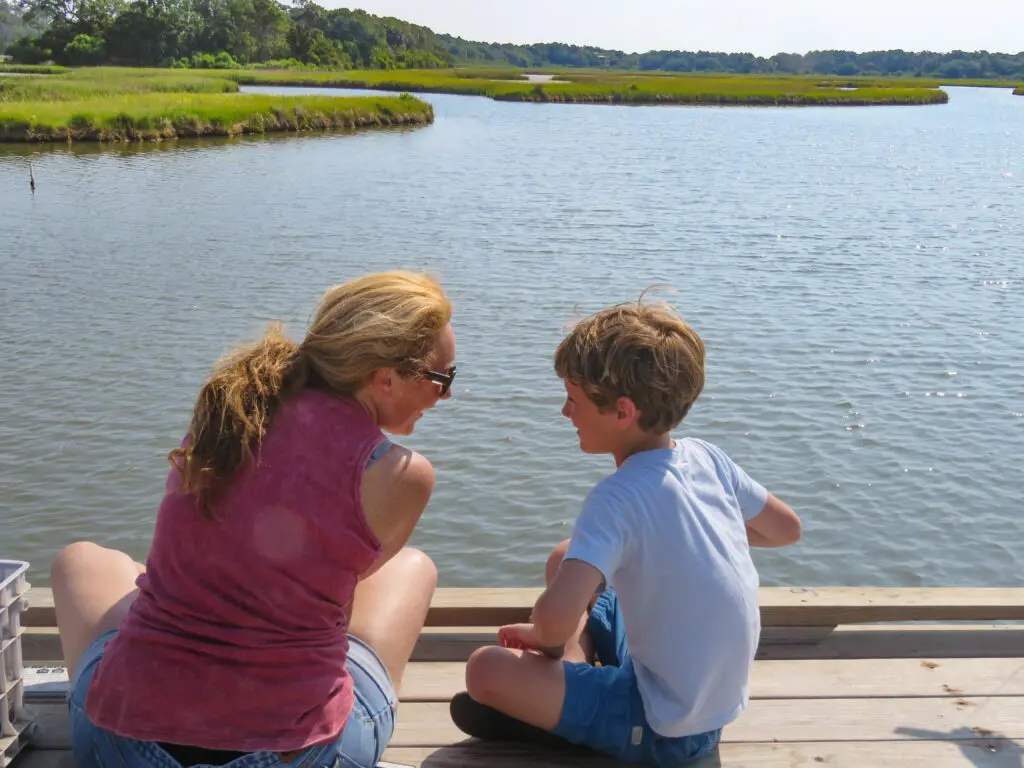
top-left (554, 298), bottom-right (706, 434)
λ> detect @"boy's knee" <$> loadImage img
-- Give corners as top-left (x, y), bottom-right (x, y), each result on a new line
top-left (465, 646), bottom-right (510, 704)
top-left (545, 538), bottom-right (572, 585)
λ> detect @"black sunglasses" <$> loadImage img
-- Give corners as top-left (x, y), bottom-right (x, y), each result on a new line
top-left (421, 364), bottom-right (456, 396)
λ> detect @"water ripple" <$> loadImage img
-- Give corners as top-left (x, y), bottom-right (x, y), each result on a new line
top-left (1, 86), bottom-right (1022, 588)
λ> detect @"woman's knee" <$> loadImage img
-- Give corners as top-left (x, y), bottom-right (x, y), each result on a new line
top-left (395, 547), bottom-right (438, 589)
top-left (51, 541), bottom-right (108, 585)
top-left (545, 538), bottom-right (571, 585)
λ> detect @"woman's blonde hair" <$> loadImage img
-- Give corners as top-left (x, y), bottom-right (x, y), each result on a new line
top-left (554, 297), bottom-right (705, 434)
top-left (169, 271), bottom-right (452, 517)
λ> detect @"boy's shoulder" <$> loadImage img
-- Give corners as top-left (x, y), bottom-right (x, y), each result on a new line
top-left (586, 438), bottom-right (740, 504)
top-left (611, 437), bottom-right (725, 477)
top-left (678, 436), bottom-right (737, 473)
top-left (583, 443), bottom-right (684, 506)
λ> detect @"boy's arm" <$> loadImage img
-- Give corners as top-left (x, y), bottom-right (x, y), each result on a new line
top-left (746, 492), bottom-right (801, 547)
top-left (528, 558), bottom-right (605, 652)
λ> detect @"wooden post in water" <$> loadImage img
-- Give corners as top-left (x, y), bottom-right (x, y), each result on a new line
top-left (29, 160), bottom-right (36, 193)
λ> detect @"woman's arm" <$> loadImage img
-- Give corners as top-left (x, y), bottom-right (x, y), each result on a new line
top-left (359, 444), bottom-right (435, 579)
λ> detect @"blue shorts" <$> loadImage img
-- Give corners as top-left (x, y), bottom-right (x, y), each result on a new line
top-left (553, 588), bottom-right (721, 767)
top-left (68, 630), bottom-right (397, 768)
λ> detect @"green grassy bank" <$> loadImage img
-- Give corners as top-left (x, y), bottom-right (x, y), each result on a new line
top-left (234, 68), bottom-right (951, 105)
top-left (0, 68), bottom-right (432, 142)
top-left (1015, 86), bottom-right (1024, 95)
top-left (1, 68), bottom-right (240, 101)
top-left (1, 92), bottom-right (432, 141)
top-left (0, 64), bottom-right (72, 75)
top-left (9, 65), bottom-right (1012, 140)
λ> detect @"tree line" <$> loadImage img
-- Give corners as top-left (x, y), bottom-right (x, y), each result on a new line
top-left (445, 40), bottom-right (1024, 80)
top-left (1, 0), bottom-right (42, 51)
top-left (3, 0), bottom-right (453, 68)
top-left (3, 0), bottom-right (1023, 80)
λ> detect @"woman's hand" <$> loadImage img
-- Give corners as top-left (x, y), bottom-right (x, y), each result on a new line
top-left (498, 623), bottom-right (564, 659)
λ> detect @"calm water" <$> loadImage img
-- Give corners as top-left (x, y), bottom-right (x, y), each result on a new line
top-left (1, 86), bottom-right (1021, 588)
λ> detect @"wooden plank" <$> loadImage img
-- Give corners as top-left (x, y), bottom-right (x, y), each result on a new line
top-left (12, 742), bottom-right (1024, 768)
top-left (9, 751), bottom-right (75, 768)
top-left (380, 740), bottom-right (1024, 767)
top-left (22, 623), bottom-right (1024, 667)
top-left (397, 658), bottom-right (1024, 702)
top-left (10, 741), bottom-right (1024, 768)
top-left (25, 695), bottom-right (1024, 751)
top-left (760, 587), bottom-right (1024, 627)
top-left (22, 589), bottom-right (53, 627)
top-left (23, 657), bottom-right (1024, 704)
top-left (408, 626), bottom-right (834, 663)
top-left (757, 625), bottom-right (1024, 661)
top-left (22, 629), bottom-right (62, 664)
top-left (22, 625), bottom-right (837, 665)
top-left (406, 623), bottom-right (1024, 664)
top-left (24, 586), bottom-right (1024, 629)
top-left (388, 697), bottom-right (1024, 747)
top-left (423, 587), bottom-right (1024, 628)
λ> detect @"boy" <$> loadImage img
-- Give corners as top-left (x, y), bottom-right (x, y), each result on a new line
top-left (453, 300), bottom-right (802, 766)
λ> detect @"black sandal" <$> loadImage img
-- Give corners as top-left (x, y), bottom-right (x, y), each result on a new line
top-left (449, 691), bottom-right (573, 748)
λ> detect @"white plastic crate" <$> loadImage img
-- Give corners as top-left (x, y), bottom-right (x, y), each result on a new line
top-left (1, 561), bottom-right (32, 768)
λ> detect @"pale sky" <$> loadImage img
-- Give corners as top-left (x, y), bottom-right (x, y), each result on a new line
top-left (328, 0), bottom-right (1024, 57)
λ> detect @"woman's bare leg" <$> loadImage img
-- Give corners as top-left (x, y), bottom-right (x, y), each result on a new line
top-left (348, 547), bottom-right (437, 693)
top-left (51, 542), bottom-right (146, 680)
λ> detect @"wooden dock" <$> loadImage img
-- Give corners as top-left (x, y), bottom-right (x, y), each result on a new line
top-left (12, 586), bottom-right (1024, 767)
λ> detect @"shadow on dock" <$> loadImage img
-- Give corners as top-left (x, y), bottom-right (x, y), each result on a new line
top-left (894, 727), bottom-right (1023, 768)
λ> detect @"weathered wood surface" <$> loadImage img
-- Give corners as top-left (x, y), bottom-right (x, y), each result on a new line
top-left (398, 657), bottom-right (1024, 701)
top-left (13, 586), bottom-right (1024, 767)
top-left (24, 623), bottom-right (1024, 664)
top-left (21, 693), bottom-right (1024, 749)
top-left (14, 740), bottom-right (1024, 768)
top-left (416, 586), bottom-right (1024, 627)
top-left (20, 658), bottom-right (1024, 703)
top-left (23, 586), bottom-right (1024, 628)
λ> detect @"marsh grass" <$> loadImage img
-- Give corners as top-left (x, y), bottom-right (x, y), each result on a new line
top-left (234, 68), bottom-right (949, 105)
top-left (232, 68), bottom-right (505, 95)
top-left (0, 66), bottom-right (966, 141)
top-left (0, 64), bottom-right (71, 75)
top-left (1, 68), bottom-right (240, 102)
top-left (450, 67), bottom-right (529, 81)
top-left (943, 78), bottom-right (1024, 88)
top-left (0, 91), bottom-right (432, 142)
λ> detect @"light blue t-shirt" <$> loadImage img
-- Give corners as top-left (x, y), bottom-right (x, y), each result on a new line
top-left (565, 438), bottom-right (768, 737)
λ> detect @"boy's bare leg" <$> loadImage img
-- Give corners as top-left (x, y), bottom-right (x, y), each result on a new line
top-left (460, 538), bottom-right (599, 735)
top-left (465, 646), bottom-right (568, 731)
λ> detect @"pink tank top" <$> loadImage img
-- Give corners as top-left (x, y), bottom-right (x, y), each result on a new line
top-left (86, 390), bottom-right (385, 752)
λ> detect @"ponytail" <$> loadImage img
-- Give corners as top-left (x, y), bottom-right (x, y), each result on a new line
top-left (169, 270), bottom-right (452, 519)
top-left (168, 323), bottom-right (308, 519)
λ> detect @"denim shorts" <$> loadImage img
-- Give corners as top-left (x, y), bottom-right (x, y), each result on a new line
top-left (553, 588), bottom-right (721, 767)
top-left (68, 630), bottom-right (397, 768)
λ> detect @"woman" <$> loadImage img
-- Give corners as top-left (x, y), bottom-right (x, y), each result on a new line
top-left (51, 271), bottom-right (456, 768)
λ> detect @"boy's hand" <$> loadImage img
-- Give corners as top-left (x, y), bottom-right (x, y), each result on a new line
top-left (498, 623), bottom-right (564, 659)
top-left (498, 623), bottom-right (541, 650)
